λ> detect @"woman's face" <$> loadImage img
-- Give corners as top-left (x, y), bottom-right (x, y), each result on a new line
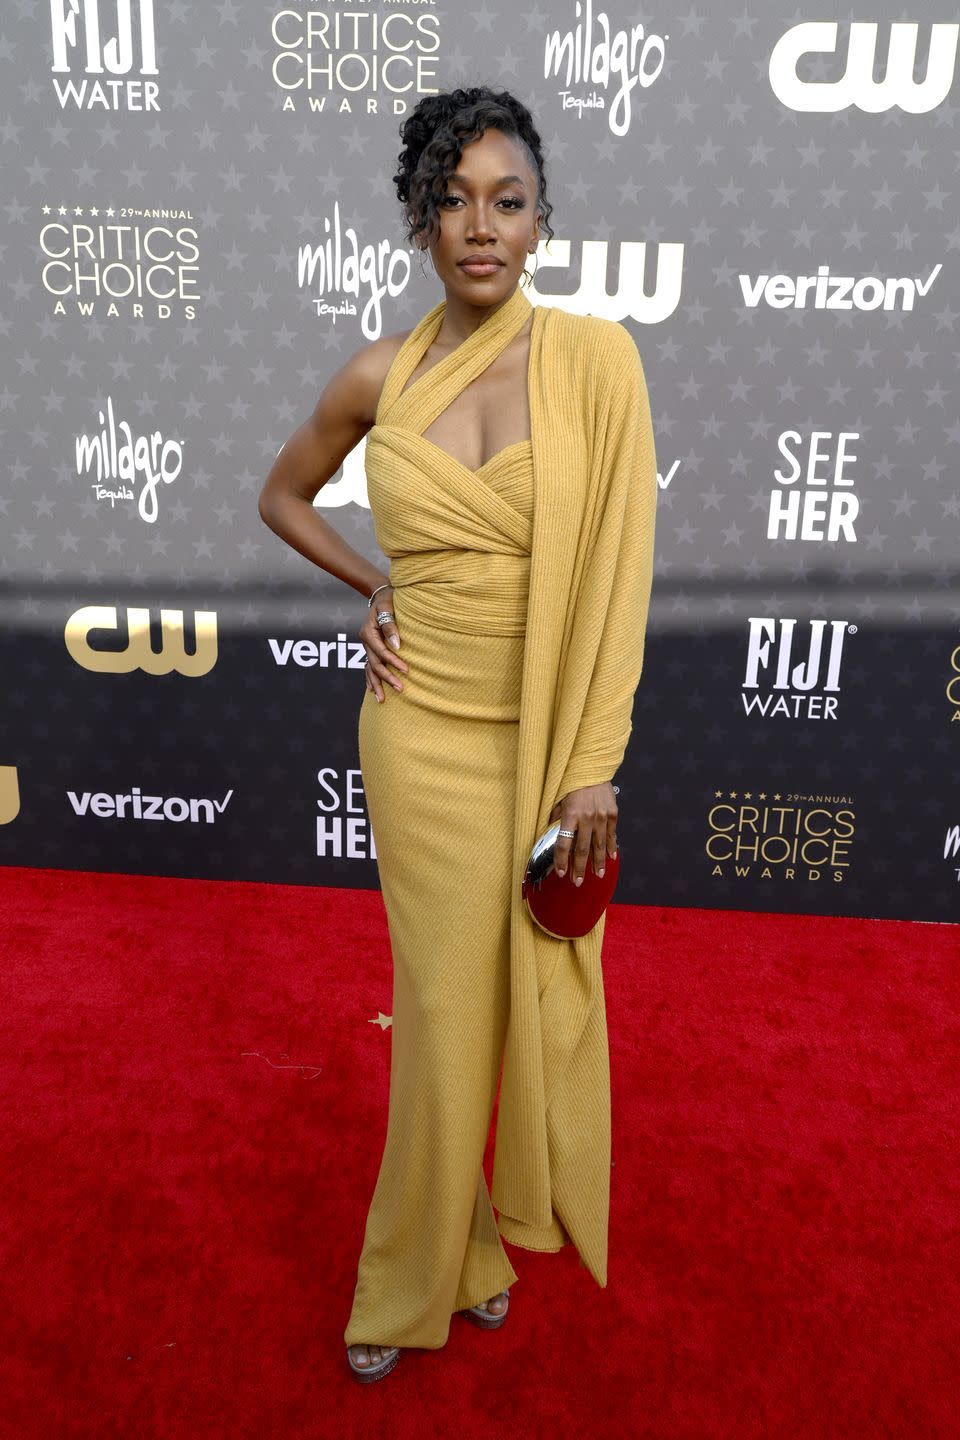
top-left (421, 128), bottom-right (541, 301)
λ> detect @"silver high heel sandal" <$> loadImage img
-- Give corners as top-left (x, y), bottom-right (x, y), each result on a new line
top-left (460, 1289), bottom-right (510, 1330)
top-left (346, 1343), bottom-right (402, 1383)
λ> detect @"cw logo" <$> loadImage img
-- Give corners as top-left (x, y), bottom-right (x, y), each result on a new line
top-left (770, 22), bottom-right (958, 113)
top-left (528, 238), bottom-right (683, 325)
top-left (0, 766), bottom-right (20, 825)
top-left (65, 605), bottom-right (217, 676)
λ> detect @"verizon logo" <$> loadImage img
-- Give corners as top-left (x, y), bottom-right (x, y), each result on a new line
top-left (739, 263), bottom-right (941, 312)
top-left (67, 786), bottom-right (234, 823)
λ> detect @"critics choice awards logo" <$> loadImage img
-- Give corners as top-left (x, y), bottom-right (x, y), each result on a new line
top-left (272, 5), bottom-right (441, 112)
top-left (50, 0), bottom-right (160, 111)
top-left (947, 642), bottom-right (960, 722)
top-left (706, 791), bottom-right (856, 884)
top-left (39, 205), bottom-right (200, 321)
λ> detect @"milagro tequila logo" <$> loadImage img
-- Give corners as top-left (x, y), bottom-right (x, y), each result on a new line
top-left (944, 825), bottom-right (960, 880)
top-left (544, 0), bottom-right (667, 136)
top-left (76, 396), bottom-right (183, 522)
top-left (50, 0), bottom-right (160, 111)
top-left (40, 205), bottom-right (199, 319)
top-left (298, 201), bottom-right (411, 340)
top-left (742, 618), bottom-right (855, 720)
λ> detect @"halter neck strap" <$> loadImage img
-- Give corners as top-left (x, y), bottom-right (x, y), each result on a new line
top-left (376, 284), bottom-right (534, 433)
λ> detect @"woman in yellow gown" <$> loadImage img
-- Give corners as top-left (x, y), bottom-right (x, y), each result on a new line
top-left (259, 87), bottom-right (657, 1384)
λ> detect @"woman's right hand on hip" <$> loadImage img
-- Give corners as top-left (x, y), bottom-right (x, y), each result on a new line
top-left (360, 586), bottom-right (409, 702)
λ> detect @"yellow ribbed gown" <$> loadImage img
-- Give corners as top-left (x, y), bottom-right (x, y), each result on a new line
top-left (345, 282), bottom-right (657, 1351)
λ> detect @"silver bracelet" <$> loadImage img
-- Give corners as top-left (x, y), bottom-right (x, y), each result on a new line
top-left (367, 581), bottom-right (392, 609)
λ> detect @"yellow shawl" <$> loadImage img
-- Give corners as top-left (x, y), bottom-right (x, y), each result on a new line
top-left (370, 283), bottom-right (658, 1285)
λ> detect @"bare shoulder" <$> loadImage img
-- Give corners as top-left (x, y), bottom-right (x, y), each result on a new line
top-left (328, 328), bottom-right (411, 428)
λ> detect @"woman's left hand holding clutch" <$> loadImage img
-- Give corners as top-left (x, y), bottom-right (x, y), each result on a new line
top-left (548, 783), bottom-right (619, 885)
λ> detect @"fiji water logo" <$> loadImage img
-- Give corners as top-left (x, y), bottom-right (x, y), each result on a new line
top-left (742, 618), bottom-right (855, 720)
top-left (50, 0), bottom-right (160, 110)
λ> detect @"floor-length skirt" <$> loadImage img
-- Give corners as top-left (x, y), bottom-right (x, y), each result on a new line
top-left (344, 446), bottom-right (535, 1351)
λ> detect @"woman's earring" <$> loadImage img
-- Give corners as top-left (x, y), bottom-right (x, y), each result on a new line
top-left (417, 245), bottom-right (434, 279)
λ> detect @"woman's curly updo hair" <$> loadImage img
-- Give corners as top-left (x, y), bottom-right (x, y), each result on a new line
top-left (393, 86), bottom-right (554, 250)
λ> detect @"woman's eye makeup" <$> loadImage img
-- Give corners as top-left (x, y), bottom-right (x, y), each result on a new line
top-left (441, 194), bottom-right (525, 210)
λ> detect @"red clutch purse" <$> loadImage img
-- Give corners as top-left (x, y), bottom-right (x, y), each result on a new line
top-left (521, 802), bottom-right (621, 939)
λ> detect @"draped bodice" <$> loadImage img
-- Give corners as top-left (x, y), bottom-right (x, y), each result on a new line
top-left (363, 287), bottom-right (535, 637)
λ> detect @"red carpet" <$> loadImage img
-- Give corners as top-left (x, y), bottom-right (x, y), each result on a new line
top-left (0, 865), bottom-right (956, 1439)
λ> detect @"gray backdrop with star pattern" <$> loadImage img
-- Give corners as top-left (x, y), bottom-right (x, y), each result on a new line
top-left (1, 1), bottom-right (958, 922)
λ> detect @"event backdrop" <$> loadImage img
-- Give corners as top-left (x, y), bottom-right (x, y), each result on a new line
top-left (1, 3), bottom-right (958, 922)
